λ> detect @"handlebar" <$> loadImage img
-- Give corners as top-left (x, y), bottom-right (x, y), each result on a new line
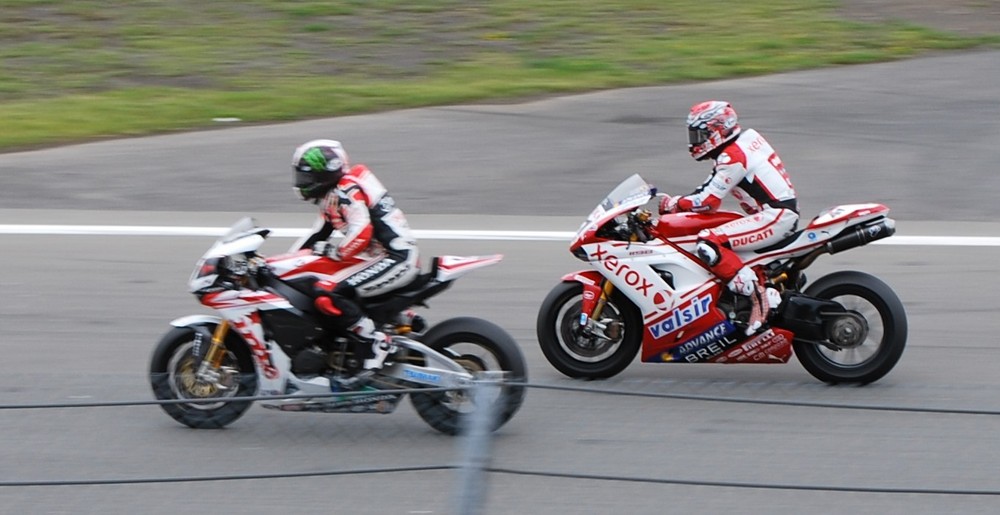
top-left (607, 209), bottom-right (654, 242)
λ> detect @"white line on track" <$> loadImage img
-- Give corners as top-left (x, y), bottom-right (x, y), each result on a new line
top-left (1, 224), bottom-right (999, 246)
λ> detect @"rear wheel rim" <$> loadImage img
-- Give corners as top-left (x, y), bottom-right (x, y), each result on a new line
top-left (817, 294), bottom-right (884, 367)
top-left (442, 342), bottom-right (503, 413)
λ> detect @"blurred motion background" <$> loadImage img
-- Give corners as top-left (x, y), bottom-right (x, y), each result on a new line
top-left (2, 0), bottom-right (998, 152)
top-left (2, 2), bottom-right (1000, 514)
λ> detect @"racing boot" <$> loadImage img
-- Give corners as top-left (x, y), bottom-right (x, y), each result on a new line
top-left (331, 318), bottom-right (398, 390)
top-left (728, 266), bottom-right (768, 336)
top-left (393, 309), bottom-right (426, 333)
top-left (764, 286), bottom-right (783, 311)
top-left (352, 317), bottom-right (398, 369)
top-left (364, 334), bottom-right (397, 370)
top-left (698, 233), bottom-right (781, 336)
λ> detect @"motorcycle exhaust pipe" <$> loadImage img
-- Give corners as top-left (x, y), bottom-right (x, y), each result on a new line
top-left (826, 218), bottom-right (896, 254)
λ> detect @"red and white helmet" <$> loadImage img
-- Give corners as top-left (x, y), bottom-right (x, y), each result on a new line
top-left (686, 101), bottom-right (740, 161)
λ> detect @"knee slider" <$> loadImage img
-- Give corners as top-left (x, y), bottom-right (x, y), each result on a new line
top-left (314, 280), bottom-right (344, 316)
top-left (696, 241), bottom-right (720, 266)
top-left (314, 280), bottom-right (337, 295)
top-left (314, 296), bottom-right (342, 316)
top-left (696, 229), bottom-right (730, 266)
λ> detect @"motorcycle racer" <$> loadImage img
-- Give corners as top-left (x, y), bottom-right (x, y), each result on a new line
top-left (660, 101), bottom-right (799, 334)
top-left (291, 139), bottom-right (420, 383)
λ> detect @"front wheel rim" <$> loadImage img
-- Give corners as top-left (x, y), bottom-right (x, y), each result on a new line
top-left (167, 342), bottom-right (241, 410)
top-left (554, 294), bottom-right (625, 363)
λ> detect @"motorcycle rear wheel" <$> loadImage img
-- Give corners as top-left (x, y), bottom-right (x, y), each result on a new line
top-left (149, 325), bottom-right (258, 429)
top-left (792, 271), bottom-right (907, 384)
top-left (410, 317), bottom-right (527, 436)
top-left (536, 281), bottom-right (642, 379)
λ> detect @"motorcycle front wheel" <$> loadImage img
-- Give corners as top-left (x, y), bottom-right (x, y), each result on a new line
top-left (149, 325), bottom-right (258, 429)
top-left (792, 271), bottom-right (907, 384)
top-left (536, 281), bottom-right (642, 379)
top-left (409, 317), bottom-right (527, 436)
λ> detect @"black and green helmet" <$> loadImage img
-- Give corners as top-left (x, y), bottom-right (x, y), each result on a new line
top-left (292, 139), bottom-right (349, 200)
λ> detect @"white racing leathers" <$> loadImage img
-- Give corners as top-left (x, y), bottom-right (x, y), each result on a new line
top-left (675, 128), bottom-right (800, 280)
top-left (295, 164), bottom-right (419, 301)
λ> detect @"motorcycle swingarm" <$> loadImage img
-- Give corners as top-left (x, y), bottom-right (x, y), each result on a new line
top-left (382, 339), bottom-right (483, 389)
top-left (773, 294), bottom-right (843, 339)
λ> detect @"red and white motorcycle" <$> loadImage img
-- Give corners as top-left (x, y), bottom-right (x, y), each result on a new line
top-left (536, 174), bottom-right (906, 384)
top-left (150, 217), bottom-right (526, 435)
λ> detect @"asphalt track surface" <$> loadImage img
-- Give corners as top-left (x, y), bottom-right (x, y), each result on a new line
top-left (1, 50), bottom-right (999, 515)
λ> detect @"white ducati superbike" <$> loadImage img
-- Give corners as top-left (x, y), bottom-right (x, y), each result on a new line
top-left (537, 174), bottom-right (906, 384)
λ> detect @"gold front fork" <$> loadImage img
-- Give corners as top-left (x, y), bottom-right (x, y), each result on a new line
top-left (204, 320), bottom-right (231, 368)
top-left (592, 280), bottom-right (616, 321)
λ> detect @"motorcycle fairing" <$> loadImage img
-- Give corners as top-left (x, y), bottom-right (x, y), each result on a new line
top-left (435, 254), bottom-right (503, 282)
top-left (198, 289), bottom-right (308, 395)
top-left (640, 284), bottom-right (732, 362)
top-left (741, 204), bottom-right (890, 266)
top-left (571, 238), bottom-right (749, 362)
top-left (169, 314), bottom-right (222, 328)
top-left (266, 250), bottom-right (377, 283)
top-left (558, 270), bottom-right (604, 327)
top-left (576, 241), bottom-right (693, 314)
top-left (808, 204), bottom-right (889, 230)
top-left (653, 319), bottom-right (737, 362)
top-left (201, 289), bottom-right (294, 311)
top-left (231, 311), bottom-right (284, 384)
top-left (568, 233), bottom-right (797, 364)
top-left (571, 174), bottom-right (654, 254)
top-left (713, 328), bottom-right (794, 364)
top-left (189, 218), bottom-right (270, 292)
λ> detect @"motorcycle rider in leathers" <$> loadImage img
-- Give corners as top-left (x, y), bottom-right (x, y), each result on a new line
top-left (660, 101), bottom-right (798, 334)
top-left (290, 139), bottom-right (420, 385)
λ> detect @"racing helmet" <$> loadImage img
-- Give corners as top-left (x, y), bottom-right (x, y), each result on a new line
top-left (686, 101), bottom-right (741, 161)
top-left (292, 139), bottom-right (349, 201)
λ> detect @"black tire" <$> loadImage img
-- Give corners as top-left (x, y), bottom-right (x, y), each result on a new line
top-left (149, 325), bottom-right (258, 429)
top-left (410, 317), bottom-right (527, 436)
top-left (536, 281), bottom-right (642, 379)
top-left (792, 271), bottom-right (907, 384)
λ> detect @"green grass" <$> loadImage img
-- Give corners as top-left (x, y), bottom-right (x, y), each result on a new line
top-left (0, 0), bottom-right (997, 151)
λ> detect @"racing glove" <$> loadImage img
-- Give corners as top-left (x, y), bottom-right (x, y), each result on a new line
top-left (658, 195), bottom-right (679, 215)
top-left (312, 240), bottom-right (340, 260)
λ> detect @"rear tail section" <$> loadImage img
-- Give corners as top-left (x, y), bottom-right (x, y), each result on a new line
top-left (361, 255), bottom-right (503, 323)
top-left (434, 254), bottom-right (504, 282)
